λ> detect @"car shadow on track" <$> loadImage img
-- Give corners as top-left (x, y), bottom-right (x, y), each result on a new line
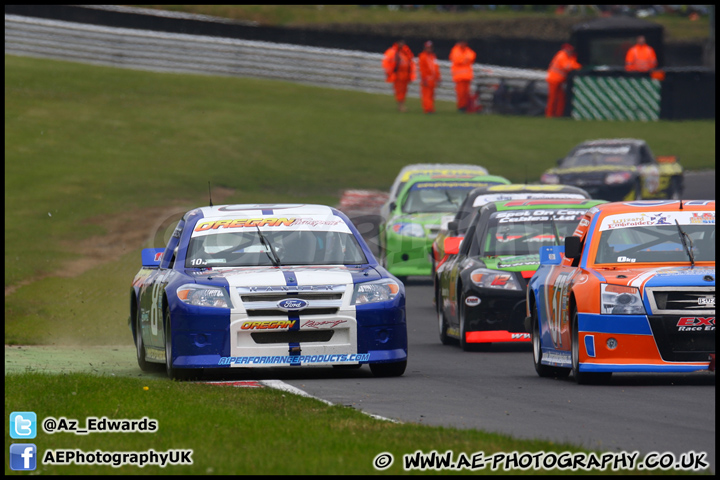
top-left (176, 365), bottom-right (377, 383)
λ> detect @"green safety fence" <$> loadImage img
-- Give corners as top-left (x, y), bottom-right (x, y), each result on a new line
top-left (570, 75), bottom-right (661, 121)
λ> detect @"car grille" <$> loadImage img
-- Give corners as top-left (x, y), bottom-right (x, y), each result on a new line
top-left (237, 285), bottom-right (346, 317)
top-left (647, 316), bottom-right (715, 362)
top-left (251, 330), bottom-right (335, 344)
top-left (646, 287), bottom-right (715, 315)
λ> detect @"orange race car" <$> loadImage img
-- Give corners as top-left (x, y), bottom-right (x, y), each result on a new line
top-left (526, 200), bottom-right (715, 384)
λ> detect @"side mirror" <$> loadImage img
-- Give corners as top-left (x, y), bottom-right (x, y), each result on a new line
top-left (556, 158), bottom-right (563, 166)
top-left (564, 236), bottom-right (583, 260)
top-left (141, 248), bottom-right (164, 268)
top-left (539, 245), bottom-right (564, 265)
top-left (447, 220), bottom-right (458, 234)
top-left (389, 202), bottom-right (396, 212)
top-left (444, 236), bottom-right (463, 255)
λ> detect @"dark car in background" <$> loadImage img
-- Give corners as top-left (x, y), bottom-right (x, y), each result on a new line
top-left (540, 139), bottom-right (684, 201)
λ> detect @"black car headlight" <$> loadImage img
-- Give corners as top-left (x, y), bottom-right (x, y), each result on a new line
top-left (470, 269), bottom-right (522, 291)
top-left (604, 171), bottom-right (633, 185)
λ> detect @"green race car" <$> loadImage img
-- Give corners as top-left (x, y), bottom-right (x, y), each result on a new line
top-left (379, 174), bottom-right (511, 280)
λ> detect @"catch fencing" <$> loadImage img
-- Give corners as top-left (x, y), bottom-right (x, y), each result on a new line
top-left (5, 14), bottom-right (546, 112)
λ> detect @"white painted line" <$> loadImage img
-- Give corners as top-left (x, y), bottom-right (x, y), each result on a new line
top-left (260, 379), bottom-right (401, 424)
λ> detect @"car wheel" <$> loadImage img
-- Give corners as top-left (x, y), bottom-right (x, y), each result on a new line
top-left (135, 306), bottom-right (162, 372)
top-left (571, 310), bottom-right (611, 385)
top-left (369, 360), bottom-right (406, 377)
top-left (633, 180), bottom-right (643, 200)
top-left (668, 177), bottom-right (683, 200)
top-left (532, 305), bottom-right (570, 378)
top-left (164, 308), bottom-right (194, 381)
top-left (437, 287), bottom-right (454, 345)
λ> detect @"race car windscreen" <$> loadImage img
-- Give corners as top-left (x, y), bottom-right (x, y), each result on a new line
top-left (480, 210), bottom-right (587, 257)
top-left (185, 229), bottom-right (368, 267)
top-left (402, 182), bottom-right (490, 214)
top-left (594, 223), bottom-right (715, 264)
top-left (561, 145), bottom-right (636, 167)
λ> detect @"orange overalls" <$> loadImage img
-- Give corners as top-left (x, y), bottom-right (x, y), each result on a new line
top-left (449, 44), bottom-right (476, 110)
top-left (418, 50), bottom-right (441, 113)
top-left (383, 44), bottom-right (416, 104)
top-left (545, 49), bottom-right (581, 118)
top-left (625, 44), bottom-right (657, 72)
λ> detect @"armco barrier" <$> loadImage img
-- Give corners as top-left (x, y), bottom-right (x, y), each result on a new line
top-left (4, 14), bottom-right (546, 113)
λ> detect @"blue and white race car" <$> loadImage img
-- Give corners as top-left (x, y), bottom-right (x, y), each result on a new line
top-left (130, 204), bottom-right (407, 379)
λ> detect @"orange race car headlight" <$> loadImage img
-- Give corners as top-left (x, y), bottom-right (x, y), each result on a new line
top-left (601, 284), bottom-right (646, 315)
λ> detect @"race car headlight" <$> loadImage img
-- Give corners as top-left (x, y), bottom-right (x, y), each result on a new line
top-left (177, 284), bottom-right (232, 309)
top-left (540, 173), bottom-right (560, 185)
top-left (351, 279), bottom-right (400, 305)
top-left (470, 269), bottom-right (522, 291)
top-left (391, 222), bottom-right (425, 237)
top-left (604, 171), bottom-right (633, 185)
top-left (601, 284), bottom-right (645, 314)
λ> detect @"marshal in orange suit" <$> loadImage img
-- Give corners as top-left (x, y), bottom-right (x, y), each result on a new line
top-left (545, 43), bottom-right (581, 118)
top-left (418, 41), bottom-right (441, 114)
top-left (383, 39), bottom-right (416, 112)
top-left (449, 41), bottom-right (476, 112)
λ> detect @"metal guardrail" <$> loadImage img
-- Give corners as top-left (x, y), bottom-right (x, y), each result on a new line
top-left (5, 14), bottom-right (546, 111)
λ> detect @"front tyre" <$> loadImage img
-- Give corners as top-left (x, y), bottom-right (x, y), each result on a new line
top-left (369, 360), bottom-right (407, 377)
top-left (437, 287), bottom-right (454, 345)
top-left (136, 307), bottom-right (163, 372)
top-left (532, 305), bottom-right (570, 378)
top-left (571, 311), bottom-right (612, 385)
top-left (668, 177), bottom-right (683, 200)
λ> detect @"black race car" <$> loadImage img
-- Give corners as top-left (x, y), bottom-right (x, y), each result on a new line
top-left (539, 139), bottom-right (684, 201)
top-left (435, 198), bottom-right (605, 351)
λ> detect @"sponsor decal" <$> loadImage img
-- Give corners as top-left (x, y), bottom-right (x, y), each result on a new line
top-left (575, 145), bottom-right (631, 156)
top-left (400, 169), bottom-right (486, 181)
top-left (542, 350), bottom-right (572, 367)
top-left (194, 217), bottom-right (345, 232)
top-left (195, 218), bottom-right (296, 231)
top-left (241, 320), bottom-right (297, 330)
top-left (698, 296), bottom-right (715, 306)
top-left (497, 256), bottom-right (539, 268)
top-left (502, 200), bottom-right (589, 207)
top-left (276, 299), bottom-right (309, 312)
top-left (465, 296), bottom-right (481, 307)
top-left (511, 333), bottom-right (531, 339)
top-left (690, 212), bottom-right (715, 224)
top-left (238, 284), bottom-right (344, 293)
top-left (411, 181), bottom-right (493, 190)
top-left (302, 319), bottom-right (348, 329)
top-left (472, 193), bottom-right (585, 207)
top-left (218, 353), bottom-right (370, 365)
top-left (676, 317), bottom-right (715, 332)
top-left (495, 209), bottom-right (586, 224)
top-left (655, 267), bottom-right (715, 276)
top-left (600, 211), bottom-right (700, 230)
